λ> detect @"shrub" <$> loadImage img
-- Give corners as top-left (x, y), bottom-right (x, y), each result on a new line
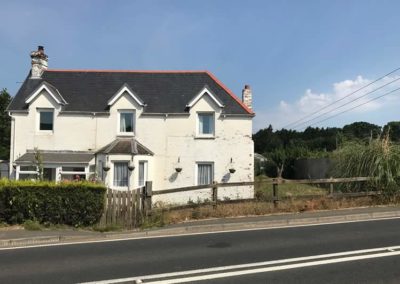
top-left (332, 136), bottom-right (400, 192)
top-left (0, 179), bottom-right (106, 227)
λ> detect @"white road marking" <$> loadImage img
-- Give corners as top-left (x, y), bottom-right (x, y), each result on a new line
top-left (146, 250), bottom-right (400, 284)
top-left (79, 245), bottom-right (400, 284)
top-left (1, 215), bottom-right (400, 251)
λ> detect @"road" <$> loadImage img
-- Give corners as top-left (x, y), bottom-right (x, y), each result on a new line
top-left (1, 218), bottom-right (400, 283)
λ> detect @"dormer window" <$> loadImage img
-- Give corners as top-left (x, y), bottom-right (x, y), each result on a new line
top-left (38, 109), bottom-right (54, 131)
top-left (197, 112), bottom-right (215, 137)
top-left (119, 110), bottom-right (135, 135)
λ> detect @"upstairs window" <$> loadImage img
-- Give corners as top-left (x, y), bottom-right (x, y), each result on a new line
top-left (119, 111), bottom-right (135, 134)
top-left (198, 113), bottom-right (214, 136)
top-left (39, 110), bottom-right (54, 131)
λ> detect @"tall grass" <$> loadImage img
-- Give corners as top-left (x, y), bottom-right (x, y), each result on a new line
top-left (332, 135), bottom-right (400, 192)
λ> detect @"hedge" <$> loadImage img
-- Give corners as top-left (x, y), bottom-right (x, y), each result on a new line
top-left (0, 179), bottom-right (106, 226)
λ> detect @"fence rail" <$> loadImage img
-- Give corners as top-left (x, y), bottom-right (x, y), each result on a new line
top-left (100, 177), bottom-right (373, 228)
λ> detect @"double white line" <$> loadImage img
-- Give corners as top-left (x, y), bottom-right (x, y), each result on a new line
top-left (81, 245), bottom-right (400, 283)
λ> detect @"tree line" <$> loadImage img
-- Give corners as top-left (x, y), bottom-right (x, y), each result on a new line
top-left (0, 89), bottom-right (11, 160)
top-left (253, 121), bottom-right (400, 178)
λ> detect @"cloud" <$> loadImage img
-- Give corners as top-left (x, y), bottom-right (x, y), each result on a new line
top-left (253, 75), bottom-right (400, 132)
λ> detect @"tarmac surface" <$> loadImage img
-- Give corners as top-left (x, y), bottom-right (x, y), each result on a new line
top-left (1, 205), bottom-right (400, 248)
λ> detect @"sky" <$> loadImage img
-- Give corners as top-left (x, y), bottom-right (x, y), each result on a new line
top-left (1, 0), bottom-right (400, 133)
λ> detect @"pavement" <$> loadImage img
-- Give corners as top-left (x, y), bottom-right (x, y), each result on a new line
top-left (1, 205), bottom-right (400, 248)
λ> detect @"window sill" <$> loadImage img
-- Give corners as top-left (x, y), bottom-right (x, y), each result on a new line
top-left (36, 130), bottom-right (54, 135)
top-left (117, 132), bottom-right (135, 137)
top-left (195, 135), bottom-right (215, 140)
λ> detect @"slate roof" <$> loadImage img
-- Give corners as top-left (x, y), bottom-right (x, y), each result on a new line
top-left (15, 151), bottom-right (94, 164)
top-left (8, 70), bottom-right (253, 115)
top-left (96, 138), bottom-right (154, 155)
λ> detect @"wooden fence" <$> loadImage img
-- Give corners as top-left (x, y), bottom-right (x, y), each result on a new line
top-left (99, 177), bottom-right (372, 228)
top-left (99, 186), bottom-right (144, 229)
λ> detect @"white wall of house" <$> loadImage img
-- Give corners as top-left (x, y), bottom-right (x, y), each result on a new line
top-left (10, 89), bottom-right (254, 204)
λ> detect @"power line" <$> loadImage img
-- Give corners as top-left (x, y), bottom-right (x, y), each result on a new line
top-left (298, 86), bottom-right (400, 130)
top-left (291, 77), bottom-right (400, 130)
top-left (282, 67), bottom-right (400, 129)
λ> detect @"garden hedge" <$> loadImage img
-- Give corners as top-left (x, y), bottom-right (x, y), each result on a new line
top-left (0, 179), bottom-right (106, 226)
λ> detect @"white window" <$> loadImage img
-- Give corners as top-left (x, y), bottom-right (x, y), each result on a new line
top-left (114, 162), bottom-right (128, 187)
top-left (18, 165), bottom-right (38, 180)
top-left (39, 109), bottom-right (54, 131)
top-left (119, 111), bottom-right (135, 134)
top-left (198, 113), bottom-right (214, 136)
top-left (197, 162), bottom-right (214, 185)
top-left (138, 161), bottom-right (148, 187)
top-left (60, 166), bottom-right (86, 181)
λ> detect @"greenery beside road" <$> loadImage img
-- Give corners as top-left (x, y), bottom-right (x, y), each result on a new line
top-left (254, 121), bottom-right (400, 179)
top-left (0, 179), bottom-right (106, 227)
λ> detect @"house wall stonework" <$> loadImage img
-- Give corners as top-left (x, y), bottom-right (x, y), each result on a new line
top-left (10, 88), bottom-right (254, 204)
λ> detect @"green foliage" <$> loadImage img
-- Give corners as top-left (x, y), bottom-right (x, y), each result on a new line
top-left (342, 121), bottom-right (381, 142)
top-left (264, 146), bottom-right (311, 178)
top-left (382, 121), bottom-right (400, 142)
top-left (23, 220), bottom-right (42, 231)
top-left (0, 179), bottom-right (106, 226)
top-left (332, 136), bottom-right (400, 192)
top-left (0, 88), bottom-right (11, 160)
top-left (140, 210), bottom-right (165, 229)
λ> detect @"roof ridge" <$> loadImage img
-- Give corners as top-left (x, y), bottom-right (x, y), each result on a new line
top-left (45, 69), bottom-right (209, 73)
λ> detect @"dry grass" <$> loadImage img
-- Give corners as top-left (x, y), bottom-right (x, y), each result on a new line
top-left (160, 195), bottom-right (387, 225)
top-left (146, 176), bottom-right (400, 227)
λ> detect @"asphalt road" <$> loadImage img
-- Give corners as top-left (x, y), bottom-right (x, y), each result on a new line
top-left (2, 218), bottom-right (400, 283)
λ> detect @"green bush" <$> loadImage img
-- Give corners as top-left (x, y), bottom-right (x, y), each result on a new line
top-left (0, 179), bottom-right (106, 227)
top-left (332, 136), bottom-right (400, 192)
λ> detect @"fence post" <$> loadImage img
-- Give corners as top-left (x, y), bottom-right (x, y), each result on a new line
top-left (329, 177), bottom-right (334, 196)
top-left (145, 181), bottom-right (153, 213)
top-left (212, 182), bottom-right (218, 208)
top-left (273, 179), bottom-right (279, 208)
top-left (135, 187), bottom-right (141, 227)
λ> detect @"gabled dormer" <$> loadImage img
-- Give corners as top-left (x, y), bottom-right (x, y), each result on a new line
top-left (107, 83), bottom-right (145, 108)
top-left (186, 85), bottom-right (224, 110)
top-left (25, 81), bottom-right (67, 106)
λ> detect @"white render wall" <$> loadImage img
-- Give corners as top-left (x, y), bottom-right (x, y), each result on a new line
top-left (10, 89), bottom-right (254, 204)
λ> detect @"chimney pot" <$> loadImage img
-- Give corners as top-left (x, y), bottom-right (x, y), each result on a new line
top-left (30, 45), bottom-right (48, 78)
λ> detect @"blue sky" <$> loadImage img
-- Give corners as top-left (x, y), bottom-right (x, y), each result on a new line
top-left (1, 0), bottom-right (400, 132)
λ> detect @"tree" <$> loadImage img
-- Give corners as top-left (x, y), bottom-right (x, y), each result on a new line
top-left (0, 88), bottom-right (11, 160)
top-left (342, 122), bottom-right (381, 141)
top-left (382, 121), bottom-right (400, 142)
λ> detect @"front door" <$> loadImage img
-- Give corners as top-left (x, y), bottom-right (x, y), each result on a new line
top-left (43, 168), bottom-right (56, 181)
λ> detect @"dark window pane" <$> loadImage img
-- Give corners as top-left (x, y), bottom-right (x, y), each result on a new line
top-left (120, 113), bottom-right (134, 132)
top-left (40, 111), bottom-right (53, 130)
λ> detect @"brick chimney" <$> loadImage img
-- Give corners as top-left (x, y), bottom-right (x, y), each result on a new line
top-left (242, 84), bottom-right (252, 110)
top-left (30, 46), bottom-right (48, 78)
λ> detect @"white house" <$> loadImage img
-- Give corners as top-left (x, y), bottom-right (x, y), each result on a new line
top-left (7, 46), bottom-right (255, 204)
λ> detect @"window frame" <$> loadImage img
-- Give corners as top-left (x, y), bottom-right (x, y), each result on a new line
top-left (196, 162), bottom-right (214, 185)
top-left (113, 161), bottom-right (129, 188)
top-left (196, 112), bottom-right (215, 138)
top-left (138, 160), bottom-right (148, 187)
top-left (118, 110), bottom-right (135, 136)
top-left (37, 108), bottom-right (54, 132)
